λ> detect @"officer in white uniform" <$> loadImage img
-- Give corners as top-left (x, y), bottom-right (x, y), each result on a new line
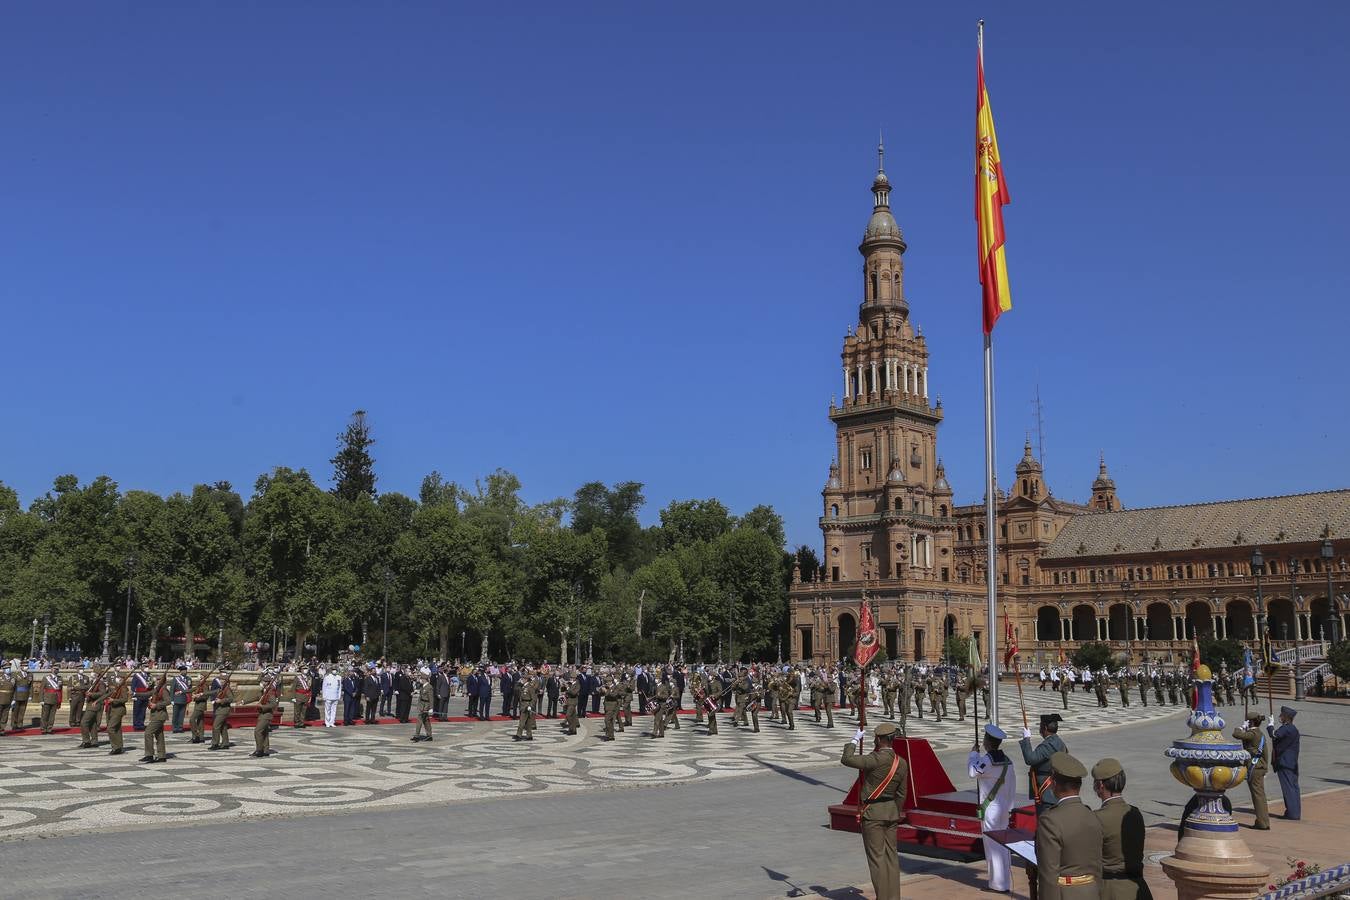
top-left (969, 722), bottom-right (1018, 893)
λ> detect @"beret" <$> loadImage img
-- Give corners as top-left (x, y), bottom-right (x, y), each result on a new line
top-left (1091, 758), bottom-right (1123, 780)
top-left (1050, 751), bottom-right (1087, 779)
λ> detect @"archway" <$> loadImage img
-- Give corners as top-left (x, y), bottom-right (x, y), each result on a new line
top-left (1225, 599), bottom-right (1255, 641)
top-left (1185, 601), bottom-right (1214, 640)
top-left (1108, 603), bottom-right (1132, 641)
top-left (1071, 605), bottom-right (1097, 641)
top-left (838, 612), bottom-right (857, 660)
top-left (1266, 598), bottom-right (1295, 643)
top-left (1310, 597), bottom-right (1331, 643)
top-left (1037, 606), bottom-right (1060, 641)
top-left (943, 614), bottom-right (957, 640)
top-left (1146, 602), bottom-right (1173, 642)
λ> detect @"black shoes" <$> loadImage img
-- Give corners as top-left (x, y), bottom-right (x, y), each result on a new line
top-left (109, 748), bottom-right (125, 755)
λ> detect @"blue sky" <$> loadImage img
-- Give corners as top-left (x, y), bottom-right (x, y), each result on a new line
top-left (3, 2), bottom-right (1348, 550)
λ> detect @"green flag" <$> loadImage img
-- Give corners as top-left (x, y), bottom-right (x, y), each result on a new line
top-left (968, 634), bottom-right (982, 673)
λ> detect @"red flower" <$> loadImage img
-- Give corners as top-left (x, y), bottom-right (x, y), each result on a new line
top-left (1297, 860), bottom-right (1307, 868)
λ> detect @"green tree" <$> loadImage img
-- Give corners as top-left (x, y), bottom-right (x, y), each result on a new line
top-left (571, 481), bottom-right (645, 570)
top-left (1328, 640), bottom-right (1350, 684)
top-left (737, 504), bottom-right (786, 550)
top-left (793, 545), bottom-right (821, 584)
top-left (658, 498), bottom-right (733, 548)
top-left (943, 634), bottom-right (972, 667)
top-left (711, 525), bottom-right (784, 660)
top-left (331, 409), bottom-right (377, 501)
top-left (1070, 641), bottom-right (1115, 669)
top-left (521, 524), bottom-right (607, 663)
top-left (1198, 638), bottom-right (1244, 673)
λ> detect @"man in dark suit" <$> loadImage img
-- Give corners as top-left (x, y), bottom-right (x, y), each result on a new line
top-left (545, 671), bottom-right (560, 718)
top-left (589, 670), bottom-right (602, 715)
top-left (577, 668), bottom-right (592, 718)
top-left (500, 668), bottom-right (515, 717)
top-left (476, 668), bottom-right (493, 720)
top-left (342, 669), bottom-right (360, 725)
top-left (394, 666), bottom-right (414, 722)
top-left (1268, 705), bottom-right (1301, 820)
top-left (636, 669), bottom-right (651, 714)
top-left (466, 669), bottom-right (479, 718)
top-left (433, 667), bottom-right (450, 718)
top-left (362, 666), bottom-right (381, 723)
top-left (378, 665), bottom-right (393, 717)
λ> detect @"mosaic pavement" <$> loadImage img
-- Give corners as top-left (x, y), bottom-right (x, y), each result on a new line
top-left (0, 686), bottom-right (1186, 840)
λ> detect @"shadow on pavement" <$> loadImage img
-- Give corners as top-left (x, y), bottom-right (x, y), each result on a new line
top-left (755, 758), bottom-right (848, 793)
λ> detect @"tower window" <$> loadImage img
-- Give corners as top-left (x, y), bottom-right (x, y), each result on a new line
top-left (860, 449), bottom-right (872, 471)
top-left (870, 271), bottom-right (879, 300)
top-left (830, 504), bottom-right (839, 518)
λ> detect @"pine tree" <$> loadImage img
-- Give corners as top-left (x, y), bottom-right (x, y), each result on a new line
top-left (331, 410), bottom-right (377, 501)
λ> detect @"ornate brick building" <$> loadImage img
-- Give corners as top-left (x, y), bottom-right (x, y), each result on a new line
top-left (788, 150), bottom-right (1350, 666)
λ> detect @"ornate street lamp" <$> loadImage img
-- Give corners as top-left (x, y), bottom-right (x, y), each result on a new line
top-left (1251, 548), bottom-right (1266, 637)
top-left (123, 555), bottom-right (136, 657)
top-left (1290, 557), bottom-right (1304, 701)
top-left (101, 608), bottom-right (113, 663)
top-left (1322, 537), bottom-right (1340, 645)
top-left (40, 612), bottom-right (51, 658)
top-left (217, 616), bottom-right (225, 663)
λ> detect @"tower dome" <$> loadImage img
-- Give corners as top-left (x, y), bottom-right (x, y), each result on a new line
top-left (860, 138), bottom-right (907, 252)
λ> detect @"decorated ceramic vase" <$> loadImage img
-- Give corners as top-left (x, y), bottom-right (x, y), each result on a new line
top-left (1165, 664), bottom-right (1250, 832)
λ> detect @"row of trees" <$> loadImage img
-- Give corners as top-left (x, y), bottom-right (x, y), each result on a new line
top-left (0, 412), bottom-right (815, 664)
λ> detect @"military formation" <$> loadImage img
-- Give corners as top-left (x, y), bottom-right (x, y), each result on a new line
top-left (1036, 660), bottom-right (1260, 711)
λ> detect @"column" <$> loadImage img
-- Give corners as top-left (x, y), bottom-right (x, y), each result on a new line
top-left (902, 363), bottom-right (910, 394)
top-left (870, 360), bottom-right (879, 395)
top-left (922, 365), bottom-right (929, 400)
top-left (1172, 617), bottom-right (1180, 640)
top-left (1218, 615), bottom-right (1227, 639)
top-left (1061, 618), bottom-right (1070, 641)
top-left (856, 365), bottom-right (864, 400)
top-left (843, 367), bottom-right (850, 401)
top-left (1097, 617), bottom-right (1106, 641)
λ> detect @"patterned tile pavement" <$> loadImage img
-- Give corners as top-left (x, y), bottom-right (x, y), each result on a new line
top-left (0, 686), bottom-right (1186, 840)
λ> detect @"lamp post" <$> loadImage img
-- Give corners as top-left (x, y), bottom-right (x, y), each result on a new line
top-left (101, 609), bottom-right (112, 663)
top-left (217, 616), bottom-right (225, 663)
top-left (460, 630), bottom-right (466, 662)
top-left (943, 589), bottom-right (951, 666)
top-left (382, 568), bottom-right (392, 658)
top-left (40, 612), bottom-right (51, 658)
top-left (1323, 537), bottom-right (1339, 645)
top-left (134, 621), bottom-right (142, 661)
top-left (1290, 558), bottom-right (1303, 701)
top-left (1251, 548), bottom-right (1266, 638)
top-left (29, 618), bottom-right (38, 659)
top-left (123, 555), bottom-right (136, 657)
top-left (727, 592), bottom-right (735, 664)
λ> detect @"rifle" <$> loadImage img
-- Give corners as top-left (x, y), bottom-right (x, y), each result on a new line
top-left (149, 671), bottom-right (170, 707)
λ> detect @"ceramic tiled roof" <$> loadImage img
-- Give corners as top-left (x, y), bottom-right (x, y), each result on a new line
top-left (1042, 489), bottom-right (1350, 560)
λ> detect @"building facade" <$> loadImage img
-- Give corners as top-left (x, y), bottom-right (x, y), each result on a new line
top-left (788, 151), bottom-right (1350, 666)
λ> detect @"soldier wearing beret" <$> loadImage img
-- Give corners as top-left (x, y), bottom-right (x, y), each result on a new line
top-left (1035, 752), bottom-right (1103, 900)
top-left (1232, 712), bottom-right (1270, 829)
top-left (1092, 758), bottom-right (1152, 900)
top-left (842, 722), bottom-right (907, 900)
top-left (1020, 713), bottom-right (1067, 812)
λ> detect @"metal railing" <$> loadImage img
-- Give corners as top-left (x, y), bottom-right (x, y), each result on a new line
top-left (1275, 641), bottom-right (1329, 665)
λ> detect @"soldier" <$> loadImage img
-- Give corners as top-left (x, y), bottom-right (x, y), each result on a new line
top-left (209, 670), bottom-right (233, 750)
top-left (11, 665), bottom-right (32, 730)
top-left (1040, 666), bottom-right (1050, 691)
top-left (880, 671), bottom-right (895, 718)
top-left (80, 669), bottom-right (109, 748)
top-left (412, 669), bottom-right (434, 742)
top-left (820, 674), bottom-right (836, 728)
top-left (747, 681), bottom-right (763, 733)
top-left (515, 671), bottom-right (538, 741)
top-left (544, 669), bottom-right (560, 719)
top-left (1152, 670), bottom-right (1164, 706)
top-left (733, 667), bottom-right (751, 726)
top-left (662, 676), bottom-right (682, 732)
top-left (691, 669), bottom-right (707, 725)
top-left (105, 670), bottom-right (130, 755)
top-left (1020, 713), bottom-right (1067, 813)
top-left (1117, 670), bottom-right (1130, 707)
top-left (1094, 670), bottom-right (1108, 709)
top-left (141, 677), bottom-right (170, 763)
top-left (1059, 669), bottom-right (1071, 710)
top-left (595, 676), bottom-right (616, 741)
top-left (970, 724), bottom-right (1018, 893)
top-left (563, 672), bottom-right (580, 735)
top-left (912, 671), bottom-right (925, 719)
top-left (898, 668), bottom-right (912, 721)
top-left (955, 674), bottom-right (970, 721)
top-left (809, 672), bottom-right (823, 722)
top-left (1036, 752), bottom-right (1103, 900)
top-left (252, 673), bottom-right (277, 758)
top-left (777, 677), bottom-right (796, 730)
top-left (39, 663), bottom-right (64, 733)
top-left (0, 664), bottom-right (13, 732)
top-left (1232, 713), bottom-right (1270, 830)
top-left (169, 666), bottom-right (190, 733)
top-left (130, 663), bottom-right (150, 731)
top-left (1268, 706), bottom-right (1301, 820)
top-left (1165, 672), bottom-right (1179, 706)
top-left (932, 676), bottom-right (948, 722)
top-left (188, 669), bottom-right (211, 743)
top-left (621, 672), bottom-right (634, 730)
top-left (1223, 671), bottom-right (1237, 707)
top-left (291, 668), bottom-right (311, 728)
top-left (1136, 668), bottom-right (1148, 707)
top-left (68, 667), bottom-right (89, 728)
top-left (1091, 758), bottom-right (1152, 900)
top-left (842, 722), bottom-right (907, 900)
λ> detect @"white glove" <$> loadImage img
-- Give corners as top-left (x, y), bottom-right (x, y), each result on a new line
top-left (1022, 727), bottom-right (1032, 739)
top-left (853, 728), bottom-right (866, 743)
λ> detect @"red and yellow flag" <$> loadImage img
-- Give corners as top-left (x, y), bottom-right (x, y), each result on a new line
top-left (855, 601), bottom-right (880, 668)
top-left (976, 32), bottom-right (1012, 334)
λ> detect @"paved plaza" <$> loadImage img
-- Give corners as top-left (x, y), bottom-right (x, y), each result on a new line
top-left (3, 690), bottom-right (1345, 900)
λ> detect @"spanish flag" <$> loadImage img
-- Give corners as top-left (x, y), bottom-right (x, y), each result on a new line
top-left (976, 27), bottom-right (1012, 334)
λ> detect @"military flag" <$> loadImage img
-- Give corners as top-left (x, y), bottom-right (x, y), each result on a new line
top-left (977, 25), bottom-right (1012, 335)
top-left (1002, 610), bottom-right (1018, 669)
top-left (855, 601), bottom-right (880, 669)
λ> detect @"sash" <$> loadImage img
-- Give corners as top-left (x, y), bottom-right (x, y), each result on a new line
top-left (977, 762), bottom-right (1010, 820)
top-left (857, 753), bottom-right (904, 823)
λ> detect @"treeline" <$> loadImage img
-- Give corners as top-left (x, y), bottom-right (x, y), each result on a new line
top-left (0, 412), bottom-right (819, 663)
